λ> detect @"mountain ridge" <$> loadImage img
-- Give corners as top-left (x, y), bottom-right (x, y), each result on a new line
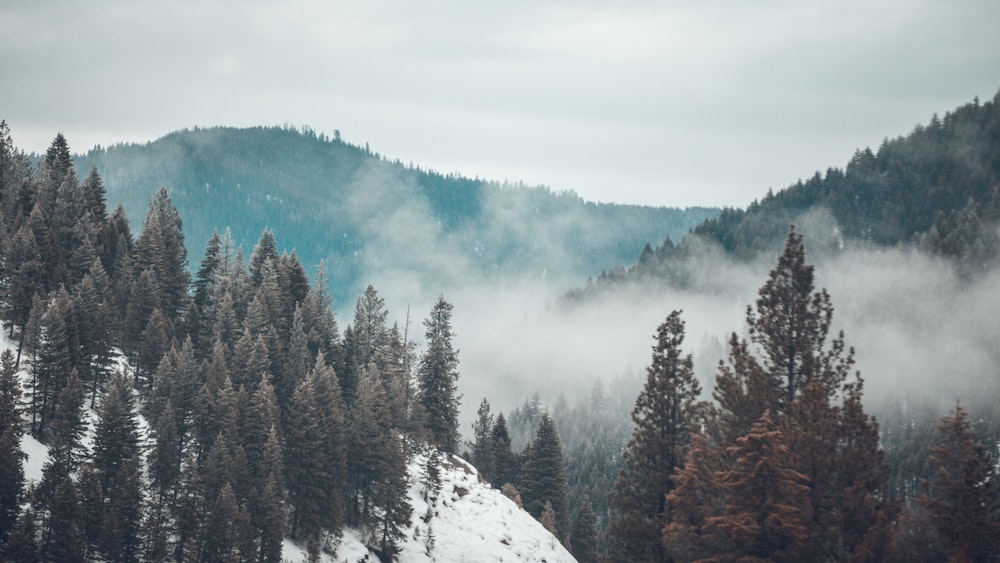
top-left (70, 125), bottom-right (717, 303)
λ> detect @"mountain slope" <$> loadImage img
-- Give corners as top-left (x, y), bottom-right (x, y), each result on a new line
top-left (73, 126), bottom-right (717, 301)
top-left (572, 89), bottom-right (1000, 297)
top-left (693, 90), bottom-right (1000, 260)
top-left (315, 450), bottom-right (577, 562)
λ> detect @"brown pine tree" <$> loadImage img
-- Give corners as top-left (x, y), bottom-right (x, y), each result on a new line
top-left (663, 433), bottom-right (727, 562)
top-left (706, 411), bottom-right (811, 562)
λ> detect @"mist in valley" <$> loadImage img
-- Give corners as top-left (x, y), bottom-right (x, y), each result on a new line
top-left (350, 193), bottom-right (1000, 437)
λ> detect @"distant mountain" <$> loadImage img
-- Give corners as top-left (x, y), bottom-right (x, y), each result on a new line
top-left (573, 89), bottom-right (1000, 296)
top-left (74, 126), bottom-right (716, 302)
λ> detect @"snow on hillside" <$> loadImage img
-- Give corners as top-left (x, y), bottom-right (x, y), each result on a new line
top-left (284, 448), bottom-right (577, 562)
top-left (2, 330), bottom-right (574, 563)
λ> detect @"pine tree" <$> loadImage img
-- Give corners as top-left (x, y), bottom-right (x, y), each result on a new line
top-left (491, 413), bottom-right (518, 488)
top-left (570, 495), bottom-right (599, 563)
top-left (40, 473), bottom-right (85, 563)
top-left (249, 228), bottom-right (279, 288)
top-left (540, 500), bottom-right (558, 537)
top-left (92, 372), bottom-right (144, 561)
top-left (706, 410), bottom-right (812, 562)
top-left (0, 349), bottom-right (24, 541)
top-left (285, 376), bottom-right (328, 544)
top-left (347, 367), bottom-right (412, 554)
top-left (689, 226), bottom-right (890, 560)
top-left (607, 310), bottom-right (702, 562)
top-left (2, 223), bottom-right (45, 343)
top-left (417, 295), bottom-right (461, 453)
top-left (74, 261), bottom-right (116, 408)
top-left (201, 482), bottom-right (243, 563)
top-left (470, 398), bottom-right (496, 481)
top-left (342, 284), bottom-right (388, 402)
top-left (309, 354), bottom-right (347, 536)
top-left (300, 260), bottom-right (341, 372)
top-left (3, 507), bottom-right (39, 562)
top-left (919, 401), bottom-right (1000, 561)
top-left (133, 187), bottom-right (189, 322)
top-left (520, 412), bottom-right (569, 540)
top-left (663, 433), bottom-right (727, 562)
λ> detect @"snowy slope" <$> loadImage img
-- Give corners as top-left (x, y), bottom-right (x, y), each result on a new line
top-left (284, 448), bottom-right (577, 562)
top-left (3, 329), bottom-right (574, 563)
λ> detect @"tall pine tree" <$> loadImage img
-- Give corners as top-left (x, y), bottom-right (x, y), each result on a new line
top-left (417, 295), bottom-right (461, 453)
top-left (608, 310), bottom-right (702, 562)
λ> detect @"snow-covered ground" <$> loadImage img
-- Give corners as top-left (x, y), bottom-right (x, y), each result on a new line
top-left (3, 329), bottom-right (574, 562)
top-left (283, 449), bottom-right (577, 562)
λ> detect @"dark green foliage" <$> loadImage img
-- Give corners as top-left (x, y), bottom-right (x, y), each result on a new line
top-left (342, 284), bottom-right (388, 402)
top-left (75, 125), bottom-right (716, 301)
top-left (345, 365), bottom-right (412, 556)
top-left (417, 295), bottom-right (461, 453)
top-left (92, 372), bottom-right (145, 561)
top-left (469, 398), bottom-right (495, 481)
top-left (285, 376), bottom-right (329, 543)
top-left (0, 349), bottom-right (24, 541)
top-left (519, 412), bottom-right (569, 540)
top-left (916, 401), bottom-right (1000, 561)
top-left (40, 473), bottom-right (85, 563)
top-left (3, 507), bottom-right (39, 562)
top-left (570, 495), bottom-right (598, 563)
top-left (607, 310), bottom-right (702, 563)
top-left (490, 413), bottom-right (518, 489)
top-left (133, 187), bottom-right (189, 322)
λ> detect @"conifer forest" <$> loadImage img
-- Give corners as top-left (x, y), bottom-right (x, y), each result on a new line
top-left (1, 90), bottom-right (1000, 562)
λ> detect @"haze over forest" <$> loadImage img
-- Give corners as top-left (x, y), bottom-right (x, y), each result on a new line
top-left (1, 85), bottom-right (999, 561)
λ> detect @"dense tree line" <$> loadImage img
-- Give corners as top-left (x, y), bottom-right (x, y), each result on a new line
top-left (603, 229), bottom-right (1000, 562)
top-left (72, 124), bottom-right (717, 300)
top-left (572, 89), bottom-right (1000, 301)
top-left (0, 124), bottom-right (472, 561)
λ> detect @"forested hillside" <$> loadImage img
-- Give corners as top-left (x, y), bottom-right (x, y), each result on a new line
top-left (573, 90), bottom-right (1000, 297)
top-left (0, 123), bottom-right (579, 561)
top-left (72, 126), bottom-right (716, 300)
top-left (3, 86), bottom-right (999, 562)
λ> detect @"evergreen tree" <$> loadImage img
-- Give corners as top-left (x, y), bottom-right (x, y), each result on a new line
top-left (135, 187), bottom-right (190, 322)
top-left (300, 260), bottom-right (341, 372)
top-left (570, 495), bottom-right (599, 563)
top-left (2, 223), bottom-right (45, 344)
top-left (0, 349), bottom-right (24, 541)
top-left (40, 473), bottom-right (85, 563)
top-left (29, 289), bottom-right (75, 436)
top-left (92, 372), bottom-right (144, 561)
top-left (3, 507), bottom-right (39, 562)
top-left (347, 367), bottom-right (412, 555)
top-left (706, 410), bottom-right (812, 562)
top-left (249, 228), bottom-right (279, 287)
top-left (491, 413), bottom-right (518, 488)
top-left (607, 310), bottom-right (702, 562)
top-left (470, 398), bottom-right (496, 481)
top-left (341, 284), bottom-right (388, 402)
top-left (663, 433), bottom-right (727, 562)
top-left (520, 412), bottom-right (569, 540)
top-left (309, 354), bottom-right (347, 536)
top-left (417, 295), bottom-right (461, 453)
top-left (919, 401), bottom-right (1000, 561)
top-left (285, 376), bottom-right (328, 543)
top-left (74, 262), bottom-right (116, 407)
top-left (200, 482), bottom-right (244, 563)
top-left (689, 226), bottom-right (890, 560)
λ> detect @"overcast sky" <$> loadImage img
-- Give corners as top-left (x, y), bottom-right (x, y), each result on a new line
top-left (2, 0), bottom-right (998, 208)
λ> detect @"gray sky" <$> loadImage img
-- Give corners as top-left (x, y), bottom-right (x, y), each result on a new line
top-left (2, 0), bottom-right (998, 208)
